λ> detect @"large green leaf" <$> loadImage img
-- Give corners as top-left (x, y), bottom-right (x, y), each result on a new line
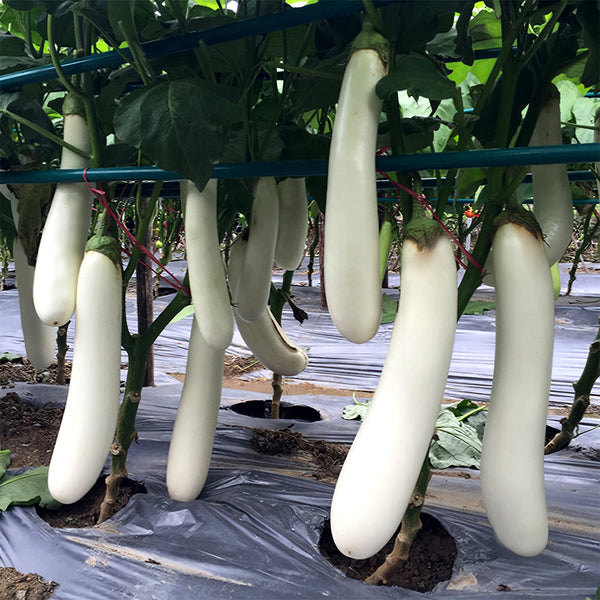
top-left (114, 78), bottom-right (241, 190)
top-left (430, 408), bottom-right (482, 469)
top-left (0, 466), bottom-right (62, 511)
top-left (0, 450), bottom-right (10, 480)
top-left (341, 397), bottom-right (485, 470)
top-left (377, 54), bottom-right (457, 101)
top-left (382, 1), bottom-right (460, 55)
top-left (380, 292), bottom-right (397, 324)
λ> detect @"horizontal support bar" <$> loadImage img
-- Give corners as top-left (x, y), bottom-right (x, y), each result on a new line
top-left (0, 1), bottom-right (510, 92)
top-left (1, 144), bottom-right (598, 185)
top-left (0, 0), bottom-right (384, 91)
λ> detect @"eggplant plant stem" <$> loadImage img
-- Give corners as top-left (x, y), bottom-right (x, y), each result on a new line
top-left (98, 290), bottom-right (190, 523)
top-left (545, 317), bottom-right (600, 454)
top-left (55, 321), bottom-right (70, 386)
top-left (365, 458), bottom-right (432, 585)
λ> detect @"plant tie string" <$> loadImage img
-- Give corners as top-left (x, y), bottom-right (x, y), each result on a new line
top-left (377, 167), bottom-right (483, 273)
top-left (82, 168), bottom-right (190, 296)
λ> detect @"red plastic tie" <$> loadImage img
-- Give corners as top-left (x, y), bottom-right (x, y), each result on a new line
top-left (82, 168), bottom-right (190, 295)
top-left (377, 169), bottom-right (483, 273)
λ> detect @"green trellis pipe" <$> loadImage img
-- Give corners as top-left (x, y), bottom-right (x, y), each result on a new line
top-left (1, 144), bottom-right (598, 185)
top-left (0, 0), bottom-right (390, 92)
top-left (0, 1), bottom-right (509, 93)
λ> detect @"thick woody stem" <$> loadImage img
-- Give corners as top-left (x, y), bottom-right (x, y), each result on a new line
top-left (365, 459), bottom-right (432, 585)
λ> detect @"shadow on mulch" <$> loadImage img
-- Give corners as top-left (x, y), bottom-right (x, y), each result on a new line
top-left (230, 399), bottom-right (321, 421)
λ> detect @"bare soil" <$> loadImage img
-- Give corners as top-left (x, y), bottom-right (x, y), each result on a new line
top-left (0, 354), bottom-right (458, 593)
top-left (320, 513), bottom-right (457, 592)
top-left (0, 567), bottom-right (57, 600)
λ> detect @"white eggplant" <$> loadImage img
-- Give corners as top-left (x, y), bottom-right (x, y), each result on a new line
top-left (166, 316), bottom-right (225, 502)
top-left (33, 111), bottom-right (93, 326)
top-left (229, 236), bottom-right (307, 377)
top-left (330, 232), bottom-right (457, 559)
top-left (2, 186), bottom-right (55, 370)
top-left (48, 250), bottom-right (122, 504)
top-left (529, 84), bottom-right (574, 265)
top-left (181, 179), bottom-right (233, 350)
top-left (232, 177), bottom-right (279, 323)
top-left (483, 84), bottom-right (573, 287)
top-left (12, 238), bottom-right (56, 370)
top-left (481, 218), bottom-right (554, 557)
top-left (274, 177), bottom-right (308, 271)
top-left (323, 43), bottom-right (387, 344)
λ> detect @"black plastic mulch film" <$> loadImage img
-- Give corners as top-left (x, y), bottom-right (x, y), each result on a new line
top-left (1, 2), bottom-right (599, 598)
top-left (1, 260), bottom-right (600, 599)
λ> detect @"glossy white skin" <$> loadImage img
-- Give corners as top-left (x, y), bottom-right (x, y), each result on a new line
top-left (166, 316), bottom-right (225, 502)
top-left (481, 222), bottom-right (554, 557)
top-left (529, 89), bottom-right (574, 266)
top-left (274, 177), bottom-right (308, 271)
top-left (33, 113), bottom-right (93, 326)
top-left (330, 235), bottom-right (457, 559)
top-left (12, 238), bottom-right (56, 370)
top-left (2, 187), bottom-right (56, 370)
top-left (229, 237), bottom-right (308, 377)
top-left (323, 48), bottom-right (386, 344)
top-left (181, 179), bottom-right (233, 350)
top-left (232, 177), bottom-right (279, 323)
top-left (48, 251), bottom-right (122, 504)
top-left (483, 88), bottom-right (574, 287)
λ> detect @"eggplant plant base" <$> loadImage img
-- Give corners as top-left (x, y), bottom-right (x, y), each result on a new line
top-left (0, 390), bottom-right (146, 528)
top-left (319, 514), bottom-right (457, 592)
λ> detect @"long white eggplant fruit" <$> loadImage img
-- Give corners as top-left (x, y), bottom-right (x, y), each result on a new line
top-left (12, 238), bottom-right (56, 370)
top-left (2, 186), bottom-right (55, 370)
top-left (274, 177), bottom-right (308, 271)
top-left (232, 177), bottom-right (279, 323)
top-left (48, 249), bottom-right (122, 504)
top-left (330, 230), bottom-right (457, 559)
top-left (229, 236), bottom-right (308, 377)
top-left (166, 316), bottom-right (225, 502)
top-left (481, 216), bottom-right (554, 557)
top-left (483, 84), bottom-right (573, 287)
top-left (529, 84), bottom-right (574, 266)
top-left (181, 179), bottom-right (233, 350)
top-left (33, 107), bottom-right (93, 326)
top-left (323, 30), bottom-right (388, 344)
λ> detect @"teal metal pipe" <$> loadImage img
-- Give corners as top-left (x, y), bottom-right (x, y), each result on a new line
top-left (0, 0), bottom-right (380, 92)
top-left (1, 144), bottom-right (598, 185)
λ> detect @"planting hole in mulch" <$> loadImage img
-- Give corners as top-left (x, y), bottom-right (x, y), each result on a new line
top-left (319, 513), bottom-right (457, 592)
top-left (0, 389), bottom-right (146, 528)
top-left (36, 476), bottom-right (147, 528)
top-left (230, 399), bottom-right (321, 422)
top-left (249, 427), bottom-right (348, 482)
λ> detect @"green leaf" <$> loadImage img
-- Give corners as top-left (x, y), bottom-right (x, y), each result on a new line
top-left (0, 352), bottom-right (21, 363)
top-left (0, 466), bottom-right (62, 511)
top-left (429, 408), bottom-right (482, 469)
top-left (468, 8), bottom-right (502, 50)
top-left (11, 181), bottom-right (53, 263)
top-left (377, 54), bottom-right (457, 101)
top-left (382, 1), bottom-right (461, 55)
top-left (169, 304), bottom-right (194, 324)
top-left (381, 292), bottom-right (398, 324)
top-left (0, 450), bottom-right (11, 480)
top-left (341, 394), bottom-right (371, 421)
top-left (464, 299), bottom-right (495, 314)
top-left (114, 78), bottom-right (242, 191)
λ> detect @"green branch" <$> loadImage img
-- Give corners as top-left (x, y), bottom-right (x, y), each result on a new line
top-left (0, 108), bottom-right (91, 160)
